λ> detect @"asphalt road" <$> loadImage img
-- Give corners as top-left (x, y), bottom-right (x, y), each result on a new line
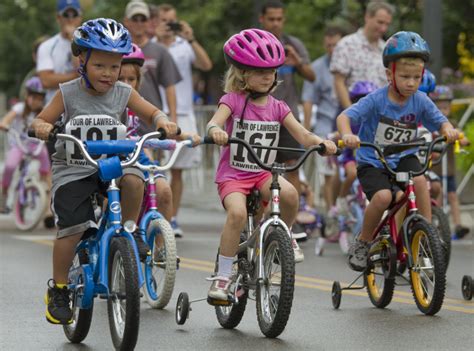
top-left (0, 207), bottom-right (473, 351)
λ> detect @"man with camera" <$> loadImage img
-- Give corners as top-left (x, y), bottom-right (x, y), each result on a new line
top-left (154, 3), bottom-right (213, 237)
top-left (123, 0), bottom-right (181, 123)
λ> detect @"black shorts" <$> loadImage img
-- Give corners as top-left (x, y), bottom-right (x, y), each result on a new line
top-left (52, 173), bottom-right (108, 239)
top-left (357, 155), bottom-right (422, 201)
top-left (275, 125), bottom-right (303, 163)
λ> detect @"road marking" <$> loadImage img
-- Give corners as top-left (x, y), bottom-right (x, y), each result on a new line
top-left (21, 236), bottom-right (474, 314)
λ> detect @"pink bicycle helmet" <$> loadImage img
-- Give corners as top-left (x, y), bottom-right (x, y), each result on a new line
top-left (224, 28), bottom-right (285, 70)
top-left (122, 43), bottom-right (145, 66)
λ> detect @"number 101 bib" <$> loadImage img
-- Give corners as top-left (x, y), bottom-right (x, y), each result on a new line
top-left (229, 119), bottom-right (280, 172)
top-left (65, 115), bottom-right (127, 166)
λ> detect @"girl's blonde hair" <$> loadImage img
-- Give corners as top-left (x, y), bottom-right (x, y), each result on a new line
top-left (223, 65), bottom-right (279, 93)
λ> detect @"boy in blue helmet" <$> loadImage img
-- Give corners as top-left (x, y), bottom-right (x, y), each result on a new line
top-left (336, 31), bottom-right (460, 271)
top-left (31, 18), bottom-right (181, 325)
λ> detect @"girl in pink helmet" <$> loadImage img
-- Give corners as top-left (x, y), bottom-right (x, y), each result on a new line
top-left (205, 29), bottom-right (337, 300)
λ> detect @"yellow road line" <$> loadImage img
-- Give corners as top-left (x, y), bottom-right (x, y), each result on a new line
top-left (30, 239), bottom-right (474, 314)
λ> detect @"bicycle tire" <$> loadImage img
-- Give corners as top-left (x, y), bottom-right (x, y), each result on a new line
top-left (431, 206), bottom-right (451, 268)
top-left (365, 238), bottom-right (396, 308)
top-left (13, 180), bottom-right (47, 231)
top-left (256, 226), bottom-right (295, 338)
top-left (107, 237), bottom-right (140, 350)
top-left (409, 221), bottom-right (446, 315)
top-left (143, 218), bottom-right (177, 309)
top-left (64, 249), bottom-right (93, 343)
top-left (215, 233), bottom-right (248, 329)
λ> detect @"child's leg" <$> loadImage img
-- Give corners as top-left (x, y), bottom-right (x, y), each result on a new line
top-left (414, 175), bottom-right (431, 222)
top-left (220, 192), bottom-right (248, 258)
top-left (119, 174), bottom-right (145, 223)
top-left (156, 177), bottom-right (173, 221)
top-left (170, 168), bottom-right (183, 219)
top-left (448, 191), bottom-right (462, 227)
top-left (53, 233), bottom-right (83, 283)
top-left (359, 189), bottom-right (393, 242)
top-left (339, 161), bottom-right (357, 197)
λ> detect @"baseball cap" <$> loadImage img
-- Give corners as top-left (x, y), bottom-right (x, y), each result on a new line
top-left (57, 0), bottom-right (82, 15)
top-left (125, 1), bottom-right (150, 19)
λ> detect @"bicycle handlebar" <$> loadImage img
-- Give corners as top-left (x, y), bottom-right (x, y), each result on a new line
top-left (338, 135), bottom-right (463, 178)
top-left (204, 136), bottom-right (337, 173)
top-left (3, 128), bottom-right (45, 156)
top-left (135, 139), bottom-right (193, 173)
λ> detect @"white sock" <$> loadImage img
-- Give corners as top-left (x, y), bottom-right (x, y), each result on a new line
top-left (217, 255), bottom-right (234, 278)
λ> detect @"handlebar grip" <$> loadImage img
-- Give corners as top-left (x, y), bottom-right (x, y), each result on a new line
top-left (27, 129), bottom-right (36, 138)
top-left (317, 143), bottom-right (326, 155)
top-left (202, 136), bottom-right (215, 144)
top-left (337, 140), bottom-right (345, 148)
top-left (156, 127), bottom-right (181, 140)
top-left (459, 132), bottom-right (465, 140)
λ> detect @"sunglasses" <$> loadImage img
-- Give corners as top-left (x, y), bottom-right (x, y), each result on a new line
top-left (131, 15), bottom-right (148, 23)
top-left (61, 11), bottom-right (79, 19)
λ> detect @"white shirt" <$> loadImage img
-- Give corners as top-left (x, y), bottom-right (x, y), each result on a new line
top-left (36, 33), bottom-right (75, 103)
top-left (159, 36), bottom-right (196, 115)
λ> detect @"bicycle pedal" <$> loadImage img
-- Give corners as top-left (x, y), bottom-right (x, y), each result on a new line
top-left (207, 297), bottom-right (232, 306)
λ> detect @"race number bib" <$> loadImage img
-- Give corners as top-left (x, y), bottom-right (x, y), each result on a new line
top-left (65, 115), bottom-right (127, 166)
top-left (229, 119), bottom-right (280, 172)
top-left (416, 126), bottom-right (433, 163)
top-left (375, 116), bottom-right (417, 145)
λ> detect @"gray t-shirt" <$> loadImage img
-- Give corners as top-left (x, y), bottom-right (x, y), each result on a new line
top-left (139, 40), bottom-right (182, 110)
top-left (51, 78), bottom-right (132, 192)
top-left (272, 34), bottom-right (311, 119)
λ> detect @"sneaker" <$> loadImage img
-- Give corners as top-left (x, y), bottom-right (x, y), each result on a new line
top-left (133, 230), bottom-right (151, 262)
top-left (454, 225), bottom-right (470, 240)
top-left (207, 276), bottom-right (231, 301)
top-left (44, 279), bottom-right (72, 325)
top-left (291, 223), bottom-right (308, 241)
top-left (171, 217), bottom-right (183, 238)
top-left (292, 238), bottom-right (304, 263)
top-left (347, 239), bottom-right (369, 271)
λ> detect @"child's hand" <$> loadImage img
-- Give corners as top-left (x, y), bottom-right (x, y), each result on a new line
top-left (157, 119), bottom-right (178, 138)
top-left (35, 122), bottom-right (54, 141)
top-left (320, 139), bottom-right (337, 155)
top-left (180, 132), bottom-right (201, 147)
top-left (210, 128), bottom-right (228, 146)
top-left (0, 122), bottom-right (8, 131)
top-left (443, 128), bottom-right (460, 143)
top-left (342, 133), bottom-right (360, 149)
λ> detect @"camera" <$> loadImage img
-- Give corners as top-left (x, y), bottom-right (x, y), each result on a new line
top-left (167, 21), bottom-right (182, 32)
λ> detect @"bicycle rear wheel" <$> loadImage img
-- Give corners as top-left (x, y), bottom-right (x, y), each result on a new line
top-left (215, 233), bottom-right (248, 329)
top-left (107, 237), bottom-right (140, 350)
top-left (409, 221), bottom-right (446, 315)
top-left (431, 206), bottom-right (451, 268)
top-left (13, 181), bottom-right (47, 231)
top-left (365, 237), bottom-right (396, 308)
top-left (64, 249), bottom-right (93, 343)
top-left (143, 218), bottom-right (177, 309)
top-left (256, 226), bottom-right (295, 338)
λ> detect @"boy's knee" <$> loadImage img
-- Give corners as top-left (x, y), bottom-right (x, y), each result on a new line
top-left (346, 167), bottom-right (357, 182)
top-left (157, 181), bottom-right (172, 203)
top-left (413, 175), bottom-right (428, 188)
top-left (282, 185), bottom-right (298, 207)
top-left (120, 174), bottom-right (144, 191)
top-left (372, 190), bottom-right (393, 209)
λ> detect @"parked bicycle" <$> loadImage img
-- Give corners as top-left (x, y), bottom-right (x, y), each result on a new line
top-left (176, 137), bottom-right (335, 338)
top-left (331, 135), bottom-right (460, 316)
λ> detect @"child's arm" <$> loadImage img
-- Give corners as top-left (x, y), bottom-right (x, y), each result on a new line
top-left (0, 110), bottom-right (17, 130)
top-left (31, 91), bottom-right (65, 140)
top-left (127, 90), bottom-right (178, 137)
top-left (337, 112), bottom-right (360, 148)
top-left (206, 104), bottom-right (231, 146)
top-left (176, 131), bottom-right (201, 147)
top-left (283, 113), bottom-right (337, 154)
top-left (439, 121), bottom-right (460, 143)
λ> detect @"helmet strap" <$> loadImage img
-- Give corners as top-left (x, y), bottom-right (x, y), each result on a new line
top-left (391, 62), bottom-right (403, 98)
top-left (77, 49), bottom-right (97, 91)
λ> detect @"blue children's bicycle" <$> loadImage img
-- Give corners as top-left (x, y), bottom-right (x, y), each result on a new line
top-left (49, 131), bottom-right (167, 350)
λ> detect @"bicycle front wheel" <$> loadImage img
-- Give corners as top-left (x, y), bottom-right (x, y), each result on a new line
top-left (365, 237), bottom-right (396, 308)
top-left (143, 218), bottom-right (177, 309)
top-left (13, 181), bottom-right (47, 231)
top-left (409, 221), bottom-right (446, 315)
top-left (256, 226), bottom-right (295, 338)
top-left (107, 237), bottom-right (140, 350)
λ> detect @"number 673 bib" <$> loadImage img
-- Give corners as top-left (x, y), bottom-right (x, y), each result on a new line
top-left (375, 116), bottom-right (417, 145)
top-left (65, 115), bottom-right (127, 167)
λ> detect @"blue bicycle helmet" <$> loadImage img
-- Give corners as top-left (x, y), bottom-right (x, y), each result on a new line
top-left (72, 18), bottom-right (132, 56)
top-left (418, 69), bottom-right (436, 94)
top-left (383, 31), bottom-right (430, 68)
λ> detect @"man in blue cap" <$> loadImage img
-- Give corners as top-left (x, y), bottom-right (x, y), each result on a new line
top-left (37, 0), bottom-right (83, 103)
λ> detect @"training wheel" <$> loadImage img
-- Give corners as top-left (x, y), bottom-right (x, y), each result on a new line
top-left (332, 281), bottom-right (342, 309)
top-left (175, 292), bottom-right (190, 325)
top-left (461, 275), bottom-right (473, 301)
